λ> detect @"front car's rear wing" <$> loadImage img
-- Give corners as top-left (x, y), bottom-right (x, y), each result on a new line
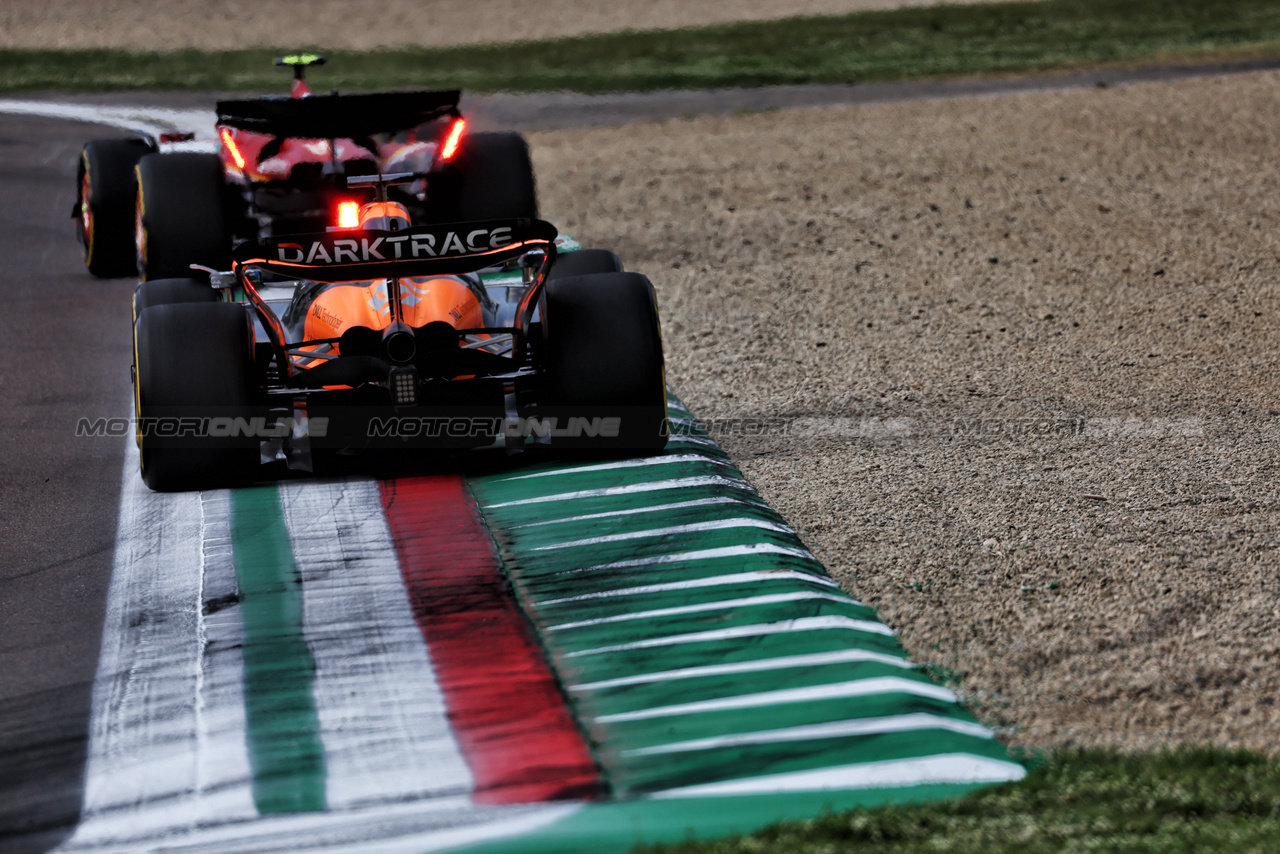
top-left (215, 89), bottom-right (461, 139)
top-left (232, 219), bottom-right (558, 376)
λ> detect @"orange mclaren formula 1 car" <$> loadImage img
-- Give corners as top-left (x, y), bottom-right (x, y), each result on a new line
top-left (130, 176), bottom-right (668, 491)
top-left (76, 55), bottom-right (535, 280)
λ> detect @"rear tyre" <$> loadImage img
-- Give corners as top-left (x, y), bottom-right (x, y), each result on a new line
top-left (132, 277), bottom-right (218, 322)
top-left (454, 132), bottom-right (539, 221)
top-left (134, 302), bottom-right (258, 491)
top-left (547, 249), bottom-right (623, 280)
top-left (539, 271), bottom-right (668, 453)
top-left (77, 138), bottom-right (154, 278)
top-left (135, 153), bottom-right (230, 281)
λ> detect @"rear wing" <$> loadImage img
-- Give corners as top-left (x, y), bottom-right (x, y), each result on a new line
top-left (215, 89), bottom-right (461, 139)
top-left (234, 218), bottom-right (558, 374)
top-left (232, 218), bottom-right (558, 282)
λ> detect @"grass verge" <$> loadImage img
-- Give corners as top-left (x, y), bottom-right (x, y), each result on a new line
top-left (637, 748), bottom-right (1280, 854)
top-left (4, 0), bottom-right (1280, 94)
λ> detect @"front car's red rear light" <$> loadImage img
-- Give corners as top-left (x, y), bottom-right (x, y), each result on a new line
top-left (220, 128), bottom-right (246, 170)
top-left (439, 118), bottom-right (466, 162)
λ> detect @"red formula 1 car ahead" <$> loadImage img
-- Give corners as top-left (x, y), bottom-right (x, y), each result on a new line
top-left (130, 176), bottom-right (668, 492)
top-left (76, 55), bottom-right (536, 280)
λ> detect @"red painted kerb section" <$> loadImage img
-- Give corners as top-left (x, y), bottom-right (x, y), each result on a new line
top-left (380, 474), bottom-right (603, 804)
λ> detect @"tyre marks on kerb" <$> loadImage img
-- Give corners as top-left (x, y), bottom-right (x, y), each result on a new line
top-left (278, 476), bottom-right (474, 810)
top-left (61, 447), bottom-right (581, 854)
top-left (193, 491), bottom-right (258, 826)
top-left (64, 450), bottom-right (256, 850)
top-left (229, 486), bottom-right (327, 813)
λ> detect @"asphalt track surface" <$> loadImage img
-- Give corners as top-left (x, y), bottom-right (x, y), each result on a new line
top-left (0, 114), bottom-right (136, 854)
top-left (3, 54), bottom-right (1280, 854)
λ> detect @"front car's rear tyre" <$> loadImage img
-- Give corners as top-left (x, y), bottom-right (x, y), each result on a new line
top-left (547, 249), bottom-right (623, 280)
top-left (539, 271), bottom-right (668, 453)
top-left (77, 138), bottom-right (154, 278)
top-left (135, 152), bottom-right (230, 281)
top-left (134, 302), bottom-right (258, 491)
top-left (453, 132), bottom-right (539, 221)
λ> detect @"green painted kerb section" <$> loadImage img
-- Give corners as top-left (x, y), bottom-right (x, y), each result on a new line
top-left (458, 393), bottom-right (1028, 853)
top-left (230, 485), bottom-right (327, 814)
top-left (449, 784), bottom-right (990, 854)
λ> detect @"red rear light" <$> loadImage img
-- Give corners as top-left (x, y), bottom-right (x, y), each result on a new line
top-left (440, 118), bottom-right (466, 162)
top-left (220, 128), bottom-right (246, 170)
top-left (336, 201), bottom-right (360, 229)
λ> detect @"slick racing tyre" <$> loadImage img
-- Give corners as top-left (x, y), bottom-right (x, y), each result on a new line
top-left (454, 132), bottom-right (539, 221)
top-left (77, 138), bottom-right (154, 278)
top-left (132, 277), bottom-right (219, 322)
top-left (134, 302), bottom-right (258, 491)
top-left (547, 249), bottom-right (623, 280)
top-left (135, 152), bottom-right (230, 281)
top-left (539, 271), bottom-right (668, 453)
